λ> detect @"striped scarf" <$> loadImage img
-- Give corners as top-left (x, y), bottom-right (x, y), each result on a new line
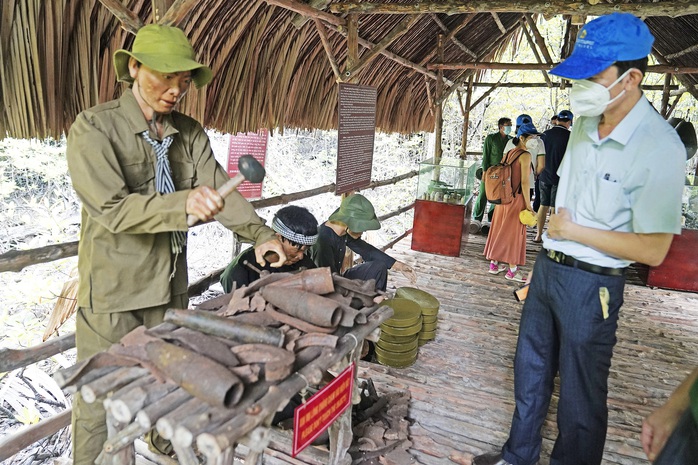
top-left (141, 130), bottom-right (186, 254)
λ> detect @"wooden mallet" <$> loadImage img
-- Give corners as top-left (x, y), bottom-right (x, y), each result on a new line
top-left (186, 155), bottom-right (265, 227)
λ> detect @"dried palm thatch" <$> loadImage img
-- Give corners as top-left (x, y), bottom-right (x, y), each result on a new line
top-left (0, 1), bottom-right (696, 139)
top-left (42, 269), bottom-right (78, 342)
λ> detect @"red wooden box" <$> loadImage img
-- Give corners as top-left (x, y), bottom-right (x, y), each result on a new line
top-left (411, 199), bottom-right (466, 257)
top-left (647, 229), bottom-right (698, 292)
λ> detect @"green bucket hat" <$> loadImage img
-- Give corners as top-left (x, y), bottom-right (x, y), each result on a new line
top-left (113, 24), bottom-right (213, 88)
top-left (329, 194), bottom-right (381, 233)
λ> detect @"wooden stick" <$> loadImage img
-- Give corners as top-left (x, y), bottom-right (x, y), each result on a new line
top-left (0, 332), bottom-right (76, 372)
top-left (155, 398), bottom-right (208, 441)
top-left (197, 306), bottom-right (393, 459)
top-left (263, 0), bottom-right (345, 26)
top-left (0, 241), bottom-right (78, 273)
top-left (81, 367), bottom-right (149, 404)
top-left (97, 0), bottom-right (144, 34)
top-left (136, 389), bottom-right (192, 430)
top-left (314, 19), bottom-right (342, 81)
top-left (0, 409), bottom-right (71, 462)
top-left (428, 62), bottom-right (698, 74)
top-left (110, 381), bottom-right (178, 423)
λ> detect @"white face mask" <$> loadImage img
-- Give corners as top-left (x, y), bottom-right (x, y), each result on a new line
top-left (570, 69), bottom-right (632, 117)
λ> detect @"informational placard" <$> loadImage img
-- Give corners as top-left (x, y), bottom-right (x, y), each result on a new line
top-left (226, 129), bottom-right (268, 200)
top-left (336, 83), bottom-right (377, 194)
top-left (292, 362), bottom-right (355, 456)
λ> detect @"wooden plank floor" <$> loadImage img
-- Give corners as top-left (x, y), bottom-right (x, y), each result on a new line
top-left (360, 227), bottom-right (698, 465)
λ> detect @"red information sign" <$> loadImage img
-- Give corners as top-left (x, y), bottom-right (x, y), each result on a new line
top-left (292, 362), bottom-right (355, 456)
top-left (226, 129), bottom-right (268, 200)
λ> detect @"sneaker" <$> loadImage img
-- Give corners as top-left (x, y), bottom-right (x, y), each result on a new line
top-left (488, 262), bottom-right (508, 274)
top-left (505, 268), bottom-right (527, 283)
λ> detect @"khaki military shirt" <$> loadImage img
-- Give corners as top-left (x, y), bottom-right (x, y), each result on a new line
top-left (67, 89), bottom-right (275, 313)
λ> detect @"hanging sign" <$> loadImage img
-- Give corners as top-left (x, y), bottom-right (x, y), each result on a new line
top-left (336, 83), bottom-right (377, 194)
top-left (226, 129), bottom-right (268, 199)
top-left (292, 362), bottom-right (355, 456)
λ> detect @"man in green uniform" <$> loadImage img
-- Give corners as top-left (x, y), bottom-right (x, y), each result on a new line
top-left (473, 117), bottom-right (513, 223)
top-left (66, 25), bottom-right (285, 464)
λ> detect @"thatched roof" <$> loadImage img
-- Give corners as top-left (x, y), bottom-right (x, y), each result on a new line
top-left (0, 1), bottom-right (697, 138)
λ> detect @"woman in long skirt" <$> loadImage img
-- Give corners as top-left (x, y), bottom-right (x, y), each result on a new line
top-left (483, 123), bottom-right (539, 282)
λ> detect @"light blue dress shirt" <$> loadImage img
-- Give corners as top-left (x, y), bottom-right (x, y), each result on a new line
top-left (542, 96), bottom-right (685, 268)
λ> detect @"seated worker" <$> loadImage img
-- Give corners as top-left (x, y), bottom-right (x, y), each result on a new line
top-left (220, 205), bottom-right (318, 292)
top-left (310, 194), bottom-right (415, 292)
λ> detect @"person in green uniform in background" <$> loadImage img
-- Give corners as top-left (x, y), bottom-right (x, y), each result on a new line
top-left (65, 25), bottom-right (285, 464)
top-left (642, 367), bottom-right (698, 464)
top-left (473, 117), bottom-right (513, 224)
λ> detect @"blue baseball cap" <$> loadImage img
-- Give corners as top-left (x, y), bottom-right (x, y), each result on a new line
top-left (550, 13), bottom-right (654, 80)
top-left (517, 122), bottom-right (540, 137)
top-left (516, 114), bottom-right (532, 127)
top-left (557, 110), bottom-right (574, 121)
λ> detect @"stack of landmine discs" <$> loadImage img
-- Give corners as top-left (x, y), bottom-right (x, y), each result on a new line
top-left (376, 298), bottom-right (421, 367)
top-left (395, 287), bottom-right (439, 346)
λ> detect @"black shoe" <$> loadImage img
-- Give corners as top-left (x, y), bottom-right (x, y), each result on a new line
top-left (472, 452), bottom-right (511, 465)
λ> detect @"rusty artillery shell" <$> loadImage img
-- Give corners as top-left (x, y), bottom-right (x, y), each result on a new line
top-left (260, 287), bottom-right (341, 328)
top-left (268, 267), bottom-right (335, 294)
top-left (146, 341), bottom-right (244, 408)
top-left (164, 328), bottom-right (239, 367)
top-left (164, 308), bottom-right (284, 347)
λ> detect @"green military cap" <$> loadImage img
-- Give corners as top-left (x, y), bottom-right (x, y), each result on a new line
top-left (329, 194), bottom-right (381, 233)
top-left (113, 24), bottom-right (213, 88)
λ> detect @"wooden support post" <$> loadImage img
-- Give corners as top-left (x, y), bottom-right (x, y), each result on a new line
top-left (314, 19), bottom-right (342, 81)
top-left (661, 73), bottom-right (672, 117)
top-left (665, 94), bottom-right (682, 119)
top-left (428, 62), bottom-right (698, 74)
top-left (345, 15), bottom-right (420, 79)
top-left (459, 76), bottom-right (474, 159)
top-left (434, 34), bottom-right (444, 162)
top-left (420, 14), bottom-right (476, 66)
top-left (345, 14), bottom-right (359, 83)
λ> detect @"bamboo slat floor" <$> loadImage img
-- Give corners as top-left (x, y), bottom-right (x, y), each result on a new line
top-left (360, 227), bottom-right (698, 465)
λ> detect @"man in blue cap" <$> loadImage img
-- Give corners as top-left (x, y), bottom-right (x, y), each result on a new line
top-left (534, 109), bottom-right (573, 242)
top-left (474, 13), bottom-right (685, 465)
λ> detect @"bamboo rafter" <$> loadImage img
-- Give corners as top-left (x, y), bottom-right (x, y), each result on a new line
top-left (330, 0), bottom-right (698, 17)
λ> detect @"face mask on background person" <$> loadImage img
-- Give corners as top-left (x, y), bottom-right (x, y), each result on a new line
top-left (569, 69), bottom-right (632, 117)
top-left (503, 125), bottom-right (512, 135)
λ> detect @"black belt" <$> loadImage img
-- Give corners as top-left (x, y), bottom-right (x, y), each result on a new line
top-left (544, 249), bottom-right (626, 277)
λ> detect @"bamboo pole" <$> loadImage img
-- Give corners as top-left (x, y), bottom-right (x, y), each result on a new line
top-left (0, 240), bottom-right (78, 273)
top-left (330, 0), bottom-right (698, 17)
top-left (0, 409), bottom-right (71, 462)
top-left (429, 62), bottom-right (698, 74)
top-left (263, 0), bottom-right (345, 27)
top-left (98, 0), bottom-right (144, 34)
top-left (428, 14), bottom-right (476, 59)
top-left (460, 75), bottom-right (474, 159)
top-left (314, 19), bottom-right (342, 81)
top-left (433, 34), bottom-right (444, 161)
top-left (520, 19), bottom-right (552, 87)
top-left (661, 73), bottom-right (672, 118)
top-left (344, 15), bottom-right (421, 79)
top-left (0, 332), bottom-right (76, 373)
top-left (158, 0), bottom-right (198, 26)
